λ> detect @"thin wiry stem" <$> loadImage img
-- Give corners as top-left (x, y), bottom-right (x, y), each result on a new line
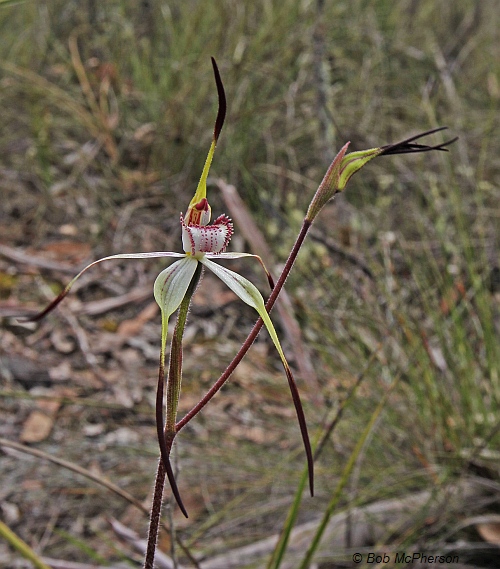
top-left (145, 264), bottom-right (202, 568)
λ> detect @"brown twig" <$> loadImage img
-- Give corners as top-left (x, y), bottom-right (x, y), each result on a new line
top-left (0, 437), bottom-right (147, 513)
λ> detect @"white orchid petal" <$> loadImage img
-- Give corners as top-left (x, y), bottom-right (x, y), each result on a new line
top-left (200, 258), bottom-right (285, 363)
top-left (204, 252), bottom-right (274, 289)
top-left (71, 251), bottom-right (185, 282)
top-left (153, 257), bottom-right (199, 323)
top-left (28, 251), bottom-right (185, 322)
top-left (205, 252), bottom-right (256, 259)
top-left (104, 252), bottom-right (186, 259)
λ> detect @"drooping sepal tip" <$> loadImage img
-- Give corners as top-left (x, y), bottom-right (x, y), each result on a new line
top-left (156, 357), bottom-right (189, 518)
top-left (266, 272), bottom-right (275, 290)
top-left (24, 286), bottom-right (71, 322)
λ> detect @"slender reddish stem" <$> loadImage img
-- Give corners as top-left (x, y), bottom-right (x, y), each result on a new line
top-left (144, 460), bottom-right (166, 569)
top-left (176, 219), bottom-right (312, 432)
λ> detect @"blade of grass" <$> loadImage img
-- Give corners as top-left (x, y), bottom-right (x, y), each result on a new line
top-left (298, 371), bottom-right (401, 569)
top-left (0, 437), bottom-right (147, 513)
top-left (267, 349), bottom-right (380, 569)
top-left (0, 438), bottom-right (198, 565)
top-left (0, 520), bottom-right (52, 569)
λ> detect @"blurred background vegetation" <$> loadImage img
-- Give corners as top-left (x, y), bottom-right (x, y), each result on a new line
top-left (0, 0), bottom-right (499, 567)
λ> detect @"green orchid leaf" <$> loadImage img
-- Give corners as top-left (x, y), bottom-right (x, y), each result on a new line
top-left (201, 257), bottom-right (314, 494)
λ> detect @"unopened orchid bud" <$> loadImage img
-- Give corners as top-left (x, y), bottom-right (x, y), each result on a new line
top-left (306, 128), bottom-right (457, 222)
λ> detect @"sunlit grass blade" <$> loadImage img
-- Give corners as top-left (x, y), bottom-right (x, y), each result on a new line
top-left (267, 350), bottom-right (379, 569)
top-left (0, 520), bottom-right (51, 569)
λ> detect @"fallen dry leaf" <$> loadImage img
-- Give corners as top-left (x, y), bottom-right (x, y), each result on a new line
top-left (117, 301), bottom-right (158, 337)
top-left (20, 410), bottom-right (54, 443)
top-left (36, 399), bottom-right (61, 415)
top-left (476, 519), bottom-right (500, 545)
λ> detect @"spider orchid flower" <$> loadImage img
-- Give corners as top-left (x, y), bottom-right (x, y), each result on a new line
top-left (28, 58), bottom-right (314, 518)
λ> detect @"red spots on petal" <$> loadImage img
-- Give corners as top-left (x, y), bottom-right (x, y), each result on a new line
top-left (180, 213), bottom-right (233, 255)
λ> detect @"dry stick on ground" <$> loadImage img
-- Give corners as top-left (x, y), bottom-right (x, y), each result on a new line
top-left (0, 244), bottom-right (79, 274)
top-left (0, 438), bottom-right (148, 514)
top-left (111, 518), bottom-right (182, 569)
top-left (111, 479), bottom-right (487, 569)
top-left (0, 438), bottom-right (198, 567)
top-left (0, 244), bottom-right (154, 317)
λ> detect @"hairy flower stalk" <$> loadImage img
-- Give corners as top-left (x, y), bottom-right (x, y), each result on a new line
top-left (145, 263), bottom-right (202, 569)
top-left (25, 55), bottom-right (457, 568)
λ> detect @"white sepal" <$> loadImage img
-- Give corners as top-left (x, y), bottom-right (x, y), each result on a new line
top-left (153, 257), bottom-right (199, 324)
top-left (200, 257), bottom-right (287, 366)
